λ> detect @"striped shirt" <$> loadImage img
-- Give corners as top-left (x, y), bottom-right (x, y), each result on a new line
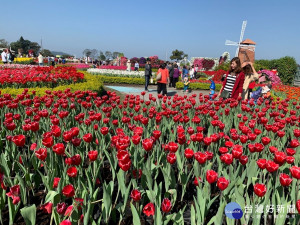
top-left (224, 74), bottom-right (237, 97)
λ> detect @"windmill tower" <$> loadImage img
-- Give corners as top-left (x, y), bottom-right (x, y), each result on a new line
top-left (225, 21), bottom-right (256, 64)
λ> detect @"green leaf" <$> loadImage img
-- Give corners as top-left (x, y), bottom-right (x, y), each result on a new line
top-left (45, 191), bottom-right (59, 203)
top-left (130, 203), bottom-right (141, 225)
top-left (191, 205), bottom-right (196, 225)
top-left (20, 205), bottom-right (36, 225)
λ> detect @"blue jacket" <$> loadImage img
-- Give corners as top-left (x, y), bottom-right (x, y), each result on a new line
top-left (209, 80), bottom-right (215, 90)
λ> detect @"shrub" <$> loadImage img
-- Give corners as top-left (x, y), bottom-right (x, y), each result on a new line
top-left (176, 81), bottom-right (222, 91)
top-left (214, 62), bottom-right (230, 71)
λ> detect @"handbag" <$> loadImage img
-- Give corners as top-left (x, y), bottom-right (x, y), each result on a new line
top-left (220, 90), bottom-right (231, 99)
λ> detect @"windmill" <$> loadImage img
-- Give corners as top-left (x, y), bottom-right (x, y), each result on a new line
top-left (225, 20), bottom-right (248, 57)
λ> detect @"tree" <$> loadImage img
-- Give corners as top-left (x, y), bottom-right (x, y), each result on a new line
top-left (99, 51), bottom-right (106, 61)
top-left (10, 36), bottom-right (40, 56)
top-left (105, 51), bottom-right (112, 60)
top-left (83, 49), bottom-right (92, 57)
top-left (90, 49), bottom-right (98, 59)
top-left (112, 52), bottom-right (120, 59)
top-left (170, 49), bottom-right (188, 61)
top-left (40, 49), bottom-right (54, 57)
top-left (0, 39), bottom-right (9, 48)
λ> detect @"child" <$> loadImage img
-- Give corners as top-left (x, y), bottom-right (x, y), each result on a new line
top-left (183, 77), bottom-right (190, 93)
top-left (208, 75), bottom-right (215, 100)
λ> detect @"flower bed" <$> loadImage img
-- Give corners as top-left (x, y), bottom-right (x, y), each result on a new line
top-left (88, 68), bottom-right (144, 77)
top-left (0, 90), bottom-right (299, 225)
top-left (0, 66), bottom-right (84, 88)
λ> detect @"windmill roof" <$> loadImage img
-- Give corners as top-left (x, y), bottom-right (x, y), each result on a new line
top-left (241, 39), bottom-right (256, 45)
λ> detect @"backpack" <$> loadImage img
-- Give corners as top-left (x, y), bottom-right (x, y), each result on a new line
top-left (10, 54), bottom-right (15, 61)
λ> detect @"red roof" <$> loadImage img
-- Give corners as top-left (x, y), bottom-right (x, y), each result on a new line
top-left (241, 39), bottom-right (256, 45)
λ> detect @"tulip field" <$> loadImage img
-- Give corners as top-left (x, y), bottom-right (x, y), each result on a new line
top-left (0, 67), bottom-right (300, 225)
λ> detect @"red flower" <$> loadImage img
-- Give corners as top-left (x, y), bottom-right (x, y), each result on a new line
top-left (290, 139), bottom-right (299, 148)
top-left (100, 127), bottom-right (109, 135)
top-left (131, 135), bottom-right (141, 145)
top-left (219, 147), bottom-right (229, 154)
top-left (286, 148), bottom-right (296, 156)
top-left (239, 155), bottom-right (248, 165)
top-left (83, 133), bottom-right (93, 143)
top-left (56, 202), bottom-right (67, 215)
top-left (6, 185), bottom-right (21, 204)
top-left (274, 151), bottom-right (286, 165)
top-left (279, 173), bottom-right (292, 187)
top-left (67, 167), bottom-right (78, 178)
top-left (225, 141), bottom-right (234, 148)
top-left (88, 150), bottom-right (98, 161)
top-left (70, 154), bottom-right (81, 166)
top-left (206, 170), bottom-right (218, 184)
top-left (254, 143), bottom-right (264, 152)
top-left (64, 205), bottom-right (73, 217)
top-left (168, 142), bottom-right (178, 152)
top-left (257, 159), bottom-right (266, 169)
top-left (35, 148), bottom-right (47, 161)
top-left (53, 143), bottom-right (65, 155)
top-left (296, 200), bottom-right (300, 214)
top-left (53, 177), bottom-right (60, 188)
top-left (193, 177), bottom-right (202, 186)
top-left (203, 137), bottom-right (212, 146)
top-left (294, 129), bottom-right (300, 138)
top-left (152, 130), bottom-right (161, 140)
top-left (290, 166), bottom-right (300, 179)
top-left (261, 137), bottom-right (271, 145)
top-left (184, 148), bottom-right (194, 159)
top-left (143, 203), bottom-right (155, 217)
top-left (286, 156), bottom-right (295, 164)
top-left (161, 198), bottom-right (172, 213)
top-left (42, 136), bottom-right (54, 148)
top-left (266, 160), bottom-right (279, 173)
top-left (71, 138), bottom-right (81, 147)
top-left (51, 125), bottom-right (61, 137)
top-left (220, 153), bottom-right (233, 165)
top-left (12, 135), bottom-right (26, 147)
top-left (232, 145), bottom-right (243, 159)
top-left (217, 177), bottom-right (229, 191)
top-left (40, 202), bottom-right (53, 214)
top-left (60, 220), bottom-right (72, 225)
top-left (62, 184), bottom-right (75, 198)
top-left (130, 189), bottom-right (141, 202)
top-left (194, 152), bottom-right (207, 164)
top-left (142, 138), bottom-right (154, 152)
top-left (167, 152), bottom-right (176, 164)
top-left (118, 159), bottom-right (131, 171)
top-left (254, 183), bottom-right (267, 197)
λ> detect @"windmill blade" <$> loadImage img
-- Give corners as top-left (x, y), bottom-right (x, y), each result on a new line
top-left (239, 20), bottom-right (247, 44)
top-left (225, 40), bottom-right (238, 46)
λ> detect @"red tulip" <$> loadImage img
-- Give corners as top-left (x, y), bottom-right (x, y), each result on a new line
top-left (35, 148), bottom-right (47, 161)
top-left (118, 159), bottom-right (131, 171)
top-left (168, 142), bottom-right (178, 152)
top-left (40, 202), bottom-right (53, 214)
top-left (100, 127), bottom-right (109, 135)
top-left (56, 202), bottom-right (67, 215)
top-left (206, 170), bottom-right (218, 184)
top-left (131, 135), bottom-right (141, 145)
top-left (290, 166), bottom-right (300, 179)
top-left (232, 145), bottom-right (243, 159)
top-left (64, 205), bottom-right (73, 217)
top-left (12, 135), bottom-right (26, 147)
top-left (67, 167), bottom-right (78, 178)
top-left (219, 147), bottom-right (228, 154)
top-left (286, 148), bottom-right (296, 156)
top-left (294, 129), bottom-right (300, 137)
top-left (88, 150), bottom-right (98, 161)
top-left (193, 177), bottom-right (202, 186)
top-left (266, 160), bottom-right (279, 173)
top-left (152, 130), bottom-right (161, 140)
top-left (62, 184), bottom-right (75, 198)
top-left (286, 156), bottom-right (295, 164)
top-left (256, 159), bottom-right (267, 170)
top-left (296, 200), bottom-right (300, 214)
top-left (290, 139), bottom-right (299, 148)
top-left (217, 177), bottom-right (229, 191)
top-left (83, 133), bottom-right (93, 143)
top-left (274, 151), bottom-right (286, 165)
top-left (161, 198), bottom-right (172, 213)
top-left (220, 153), bottom-right (233, 165)
top-left (261, 137), bottom-right (271, 145)
top-left (143, 202), bottom-right (155, 217)
top-left (6, 185), bottom-right (21, 204)
top-left (53, 143), bottom-right (65, 155)
top-left (225, 141), bottom-right (234, 148)
top-left (60, 220), bottom-right (72, 225)
top-left (130, 189), bottom-right (141, 202)
top-left (184, 148), bottom-right (194, 159)
top-left (279, 173), bottom-right (292, 187)
top-left (239, 155), bottom-right (248, 165)
top-left (254, 183), bottom-right (267, 197)
top-left (254, 143), bottom-right (264, 152)
top-left (142, 138), bottom-right (154, 152)
top-left (167, 152), bottom-right (176, 164)
top-left (42, 136), bottom-right (54, 148)
top-left (53, 177), bottom-right (60, 189)
top-left (194, 152), bottom-right (207, 164)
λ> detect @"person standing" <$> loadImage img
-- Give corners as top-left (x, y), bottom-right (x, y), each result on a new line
top-left (1, 49), bottom-right (7, 64)
top-left (38, 53), bottom-right (44, 66)
top-left (182, 65), bottom-right (189, 80)
top-left (241, 62), bottom-right (261, 100)
top-left (144, 59), bottom-right (152, 91)
top-left (168, 62), bottom-right (174, 88)
top-left (217, 57), bottom-right (245, 100)
top-left (134, 61), bottom-right (139, 71)
top-left (157, 63), bottom-right (169, 96)
top-left (172, 64), bottom-right (180, 87)
top-left (127, 60), bottom-right (131, 71)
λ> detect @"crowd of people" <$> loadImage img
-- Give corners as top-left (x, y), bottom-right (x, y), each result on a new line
top-left (1, 49), bottom-right (15, 64)
top-left (143, 57), bottom-right (272, 103)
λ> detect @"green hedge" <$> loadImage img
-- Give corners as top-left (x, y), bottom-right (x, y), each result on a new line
top-left (96, 75), bottom-right (145, 84)
top-left (176, 82), bottom-right (222, 90)
top-left (255, 56), bottom-right (297, 84)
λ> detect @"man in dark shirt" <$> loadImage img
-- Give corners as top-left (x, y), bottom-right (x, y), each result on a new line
top-left (144, 59), bottom-right (152, 91)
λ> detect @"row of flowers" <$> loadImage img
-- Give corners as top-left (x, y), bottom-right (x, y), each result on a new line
top-left (0, 87), bottom-right (299, 224)
top-left (87, 68), bottom-right (145, 77)
top-left (0, 66), bottom-right (85, 88)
